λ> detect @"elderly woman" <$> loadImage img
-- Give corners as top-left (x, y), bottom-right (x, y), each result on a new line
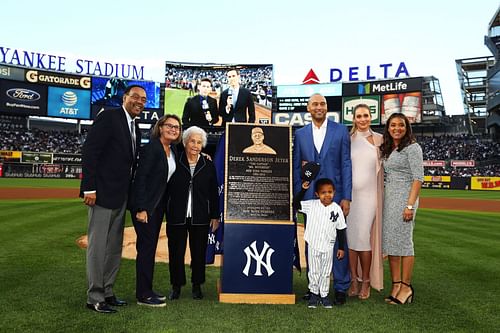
top-left (166, 126), bottom-right (219, 300)
top-left (381, 113), bottom-right (423, 305)
top-left (346, 104), bottom-right (384, 300)
top-left (130, 114), bottom-right (182, 307)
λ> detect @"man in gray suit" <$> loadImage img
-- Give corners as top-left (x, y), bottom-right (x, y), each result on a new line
top-left (80, 85), bottom-right (145, 313)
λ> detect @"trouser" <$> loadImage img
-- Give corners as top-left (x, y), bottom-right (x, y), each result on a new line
top-left (304, 215), bottom-right (351, 292)
top-left (132, 197), bottom-right (166, 299)
top-left (166, 221), bottom-right (209, 287)
top-left (86, 201), bottom-right (126, 304)
top-left (308, 246), bottom-right (334, 298)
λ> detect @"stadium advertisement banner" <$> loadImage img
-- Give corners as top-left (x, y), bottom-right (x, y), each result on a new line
top-left (380, 91), bottom-right (421, 124)
top-left (274, 91), bottom-right (342, 126)
top-left (0, 65), bottom-right (25, 81)
top-left (273, 111), bottom-right (340, 126)
top-left (91, 77), bottom-right (160, 109)
top-left (451, 160), bottom-right (475, 167)
top-left (0, 79), bottom-right (47, 116)
top-left (342, 95), bottom-right (380, 125)
top-left (21, 152), bottom-right (53, 164)
top-left (422, 175), bottom-right (451, 189)
top-left (2, 162), bottom-right (81, 179)
top-left (470, 177), bottom-right (500, 191)
top-left (342, 77), bottom-right (423, 96)
top-left (0, 150), bottom-right (22, 161)
top-left (165, 62), bottom-right (273, 125)
top-left (47, 86), bottom-right (91, 120)
top-left (52, 153), bottom-right (82, 164)
top-left (25, 70), bottom-right (91, 89)
top-left (423, 160), bottom-right (446, 167)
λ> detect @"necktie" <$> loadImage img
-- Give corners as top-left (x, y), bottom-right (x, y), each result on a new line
top-left (130, 120), bottom-right (136, 154)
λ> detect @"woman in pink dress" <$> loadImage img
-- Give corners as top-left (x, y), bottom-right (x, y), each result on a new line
top-left (346, 104), bottom-right (384, 299)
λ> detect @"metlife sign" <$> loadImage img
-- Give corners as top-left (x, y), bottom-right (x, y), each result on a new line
top-left (47, 86), bottom-right (90, 119)
top-left (343, 77), bottom-right (423, 96)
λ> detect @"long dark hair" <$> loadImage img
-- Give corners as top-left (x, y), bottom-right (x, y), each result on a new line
top-left (380, 113), bottom-right (416, 159)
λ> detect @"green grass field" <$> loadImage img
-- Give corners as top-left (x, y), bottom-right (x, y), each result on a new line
top-left (1, 178), bottom-right (499, 200)
top-left (0, 186), bottom-right (499, 332)
top-left (165, 88), bottom-right (191, 121)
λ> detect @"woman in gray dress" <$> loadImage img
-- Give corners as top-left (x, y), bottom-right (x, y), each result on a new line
top-left (380, 113), bottom-right (423, 305)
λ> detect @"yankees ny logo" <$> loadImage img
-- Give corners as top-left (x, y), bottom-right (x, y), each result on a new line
top-left (330, 211), bottom-right (339, 222)
top-left (243, 241), bottom-right (275, 277)
top-left (304, 170), bottom-right (312, 178)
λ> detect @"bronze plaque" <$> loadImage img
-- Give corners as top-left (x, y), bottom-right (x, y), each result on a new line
top-left (225, 124), bottom-right (291, 222)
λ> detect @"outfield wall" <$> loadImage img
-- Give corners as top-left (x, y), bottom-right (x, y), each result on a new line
top-left (422, 175), bottom-right (500, 191)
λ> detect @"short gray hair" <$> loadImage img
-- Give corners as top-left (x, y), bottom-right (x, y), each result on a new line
top-left (182, 126), bottom-right (208, 147)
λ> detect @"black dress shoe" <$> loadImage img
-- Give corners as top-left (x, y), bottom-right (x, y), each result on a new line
top-left (333, 291), bottom-right (346, 306)
top-left (153, 291), bottom-right (166, 301)
top-left (168, 287), bottom-right (181, 300)
top-left (86, 302), bottom-right (117, 314)
top-left (137, 296), bottom-right (166, 307)
top-left (192, 285), bottom-right (203, 300)
top-left (302, 291), bottom-right (312, 301)
top-left (105, 296), bottom-right (128, 306)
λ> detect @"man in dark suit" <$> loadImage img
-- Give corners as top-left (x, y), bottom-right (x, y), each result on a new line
top-left (182, 78), bottom-right (219, 128)
top-left (80, 85), bottom-right (145, 313)
top-left (219, 69), bottom-right (255, 124)
top-left (293, 93), bottom-right (352, 306)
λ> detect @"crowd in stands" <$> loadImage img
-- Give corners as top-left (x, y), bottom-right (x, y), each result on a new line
top-left (1, 113), bottom-right (499, 177)
top-left (418, 134), bottom-right (500, 161)
top-left (418, 134), bottom-right (500, 177)
top-left (1, 126), bottom-right (85, 154)
top-left (425, 165), bottom-right (500, 177)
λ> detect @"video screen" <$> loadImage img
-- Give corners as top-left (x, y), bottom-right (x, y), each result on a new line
top-left (91, 77), bottom-right (160, 109)
top-left (164, 61), bottom-right (273, 125)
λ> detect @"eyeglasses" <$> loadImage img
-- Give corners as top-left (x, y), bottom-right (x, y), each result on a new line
top-left (127, 93), bottom-right (147, 103)
top-left (163, 123), bottom-right (180, 131)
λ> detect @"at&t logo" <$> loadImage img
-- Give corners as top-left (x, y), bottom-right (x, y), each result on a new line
top-left (60, 91), bottom-right (79, 115)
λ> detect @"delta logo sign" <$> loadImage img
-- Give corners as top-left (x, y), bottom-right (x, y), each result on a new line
top-left (303, 61), bottom-right (410, 85)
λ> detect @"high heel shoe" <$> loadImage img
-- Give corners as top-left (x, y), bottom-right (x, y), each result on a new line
top-left (347, 278), bottom-right (360, 297)
top-left (389, 282), bottom-right (414, 305)
top-left (384, 281), bottom-right (401, 303)
top-left (358, 280), bottom-right (371, 300)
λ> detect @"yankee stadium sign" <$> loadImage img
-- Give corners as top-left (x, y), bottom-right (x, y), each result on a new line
top-left (0, 46), bottom-right (144, 80)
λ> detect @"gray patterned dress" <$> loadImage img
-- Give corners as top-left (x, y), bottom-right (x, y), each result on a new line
top-left (382, 143), bottom-right (424, 256)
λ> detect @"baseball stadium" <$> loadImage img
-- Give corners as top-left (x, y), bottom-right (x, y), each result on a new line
top-left (1, 5), bottom-right (500, 333)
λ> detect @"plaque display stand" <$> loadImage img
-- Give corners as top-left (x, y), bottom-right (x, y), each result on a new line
top-left (218, 124), bottom-right (295, 304)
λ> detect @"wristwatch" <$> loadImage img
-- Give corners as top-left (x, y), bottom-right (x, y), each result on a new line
top-left (406, 205), bottom-right (414, 210)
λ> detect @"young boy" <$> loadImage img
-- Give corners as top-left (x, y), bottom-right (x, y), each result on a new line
top-left (294, 178), bottom-right (346, 309)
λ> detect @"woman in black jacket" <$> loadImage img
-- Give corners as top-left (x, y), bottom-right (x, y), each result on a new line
top-left (130, 114), bottom-right (182, 307)
top-left (166, 126), bottom-right (220, 300)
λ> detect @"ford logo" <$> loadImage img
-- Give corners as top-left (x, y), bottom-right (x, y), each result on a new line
top-left (6, 88), bottom-right (41, 101)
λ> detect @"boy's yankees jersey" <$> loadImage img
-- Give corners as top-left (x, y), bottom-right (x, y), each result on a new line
top-left (300, 199), bottom-right (346, 252)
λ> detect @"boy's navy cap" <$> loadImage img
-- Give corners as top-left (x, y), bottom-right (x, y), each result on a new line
top-left (301, 162), bottom-right (320, 181)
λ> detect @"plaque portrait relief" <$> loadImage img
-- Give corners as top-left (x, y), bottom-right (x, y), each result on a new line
top-left (242, 127), bottom-right (276, 155)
